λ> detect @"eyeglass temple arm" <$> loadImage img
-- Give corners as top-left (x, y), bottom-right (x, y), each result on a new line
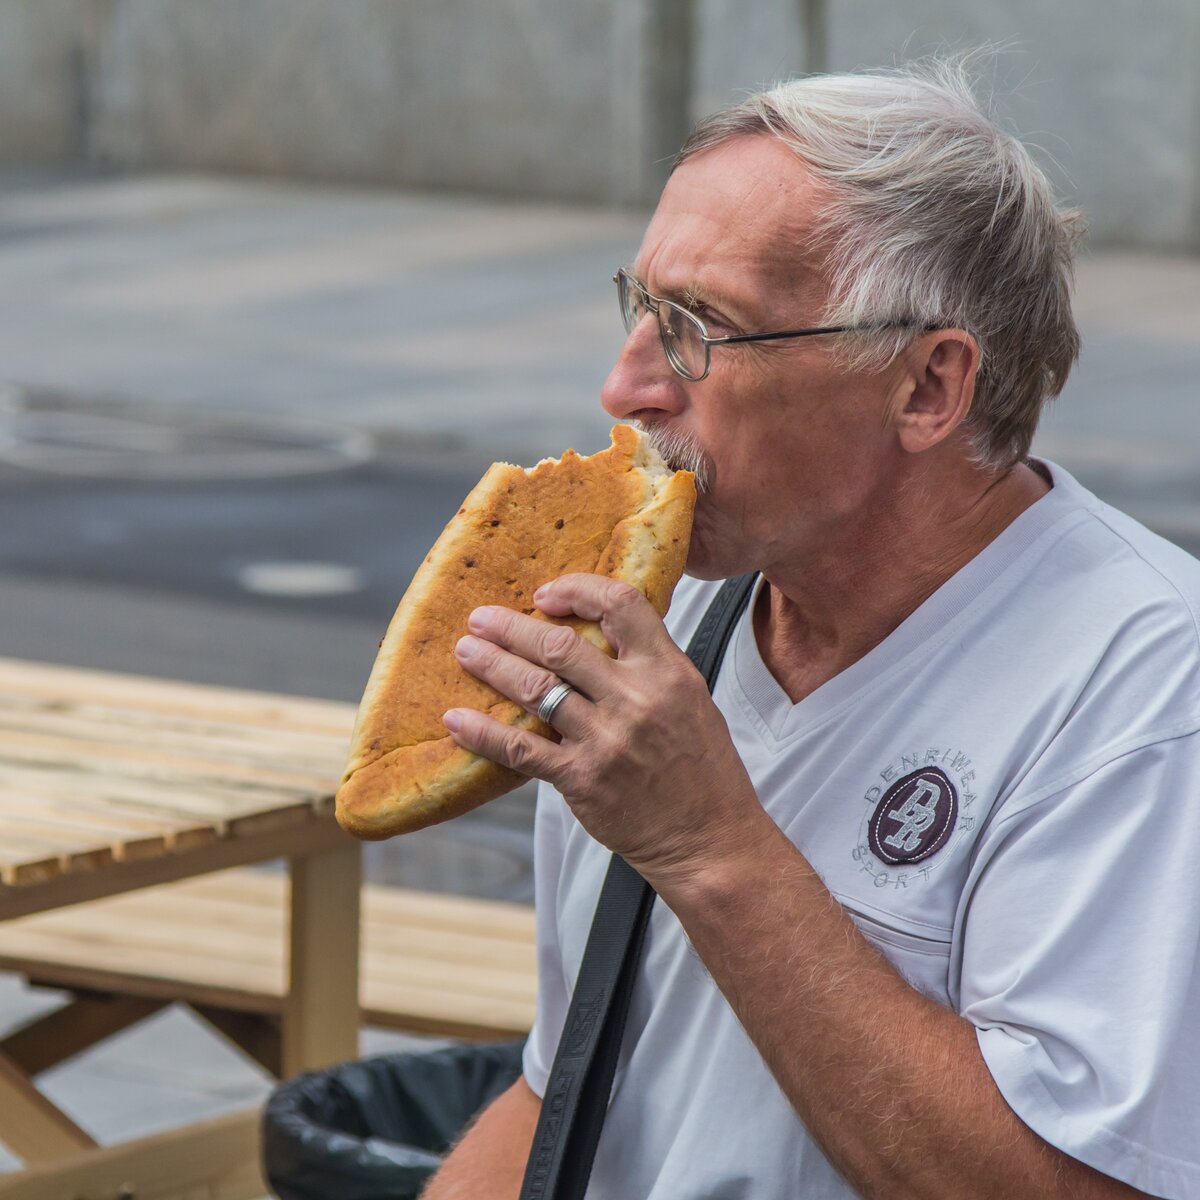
top-left (707, 321), bottom-right (936, 347)
top-left (706, 327), bottom-right (854, 346)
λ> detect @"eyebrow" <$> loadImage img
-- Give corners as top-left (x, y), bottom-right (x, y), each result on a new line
top-left (642, 272), bottom-right (751, 322)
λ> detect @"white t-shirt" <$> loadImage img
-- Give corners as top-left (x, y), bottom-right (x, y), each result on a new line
top-left (522, 462), bottom-right (1200, 1199)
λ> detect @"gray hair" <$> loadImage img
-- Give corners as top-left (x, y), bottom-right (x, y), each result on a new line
top-left (675, 57), bottom-right (1084, 471)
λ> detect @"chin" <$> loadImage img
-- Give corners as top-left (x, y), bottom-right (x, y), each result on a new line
top-left (683, 513), bottom-right (757, 581)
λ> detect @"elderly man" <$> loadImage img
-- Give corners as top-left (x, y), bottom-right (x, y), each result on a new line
top-left (425, 63), bottom-right (1200, 1199)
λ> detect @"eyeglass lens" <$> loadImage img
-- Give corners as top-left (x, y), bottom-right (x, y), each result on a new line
top-left (618, 271), bottom-right (648, 333)
top-left (617, 272), bottom-right (707, 381)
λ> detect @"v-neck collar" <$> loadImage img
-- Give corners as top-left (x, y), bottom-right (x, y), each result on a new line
top-left (728, 461), bottom-right (1094, 744)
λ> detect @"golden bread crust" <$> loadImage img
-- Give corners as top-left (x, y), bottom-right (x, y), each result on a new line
top-left (336, 425), bottom-right (695, 839)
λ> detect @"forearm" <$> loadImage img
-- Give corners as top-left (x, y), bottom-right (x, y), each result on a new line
top-left (649, 815), bottom-right (1146, 1200)
top-left (421, 1075), bottom-right (540, 1200)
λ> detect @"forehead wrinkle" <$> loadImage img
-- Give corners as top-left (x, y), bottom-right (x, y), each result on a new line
top-left (642, 139), bottom-right (832, 324)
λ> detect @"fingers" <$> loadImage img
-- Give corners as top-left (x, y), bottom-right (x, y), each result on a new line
top-left (445, 574), bottom-right (681, 789)
top-left (441, 706), bottom-right (569, 786)
top-left (465, 604), bottom-right (618, 700)
top-left (453, 634), bottom-right (592, 739)
top-left (532, 574), bottom-right (674, 657)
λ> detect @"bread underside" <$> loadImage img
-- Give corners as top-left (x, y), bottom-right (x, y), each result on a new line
top-left (335, 424), bottom-right (696, 839)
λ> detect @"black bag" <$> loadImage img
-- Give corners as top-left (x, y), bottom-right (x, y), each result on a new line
top-left (261, 1039), bottom-right (526, 1200)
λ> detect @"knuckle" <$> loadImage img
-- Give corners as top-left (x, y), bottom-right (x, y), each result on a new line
top-left (669, 655), bottom-right (704, 690)
top-left (519, 665), bottom-right (558, 706)
top-left (607, 582), bottom-right (642, 610)
top-left (596, 726), bottom-right (628, 767)
top-left (541, 625), bottom-right (579, 671)
top-left (507, 732), bottom-right (541, 776)
top-left (624, 698), bottom-right (655, 738)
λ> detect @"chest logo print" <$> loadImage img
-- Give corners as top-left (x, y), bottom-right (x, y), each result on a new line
top-left (868, 767), bottom-right (958, 866)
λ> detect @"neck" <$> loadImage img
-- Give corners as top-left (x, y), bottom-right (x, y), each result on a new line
top-left (755, 459), bottom-right (1049, 704)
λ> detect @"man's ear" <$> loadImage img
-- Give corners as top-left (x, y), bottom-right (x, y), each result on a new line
top-left (890, 331), bottom-right (979, 454)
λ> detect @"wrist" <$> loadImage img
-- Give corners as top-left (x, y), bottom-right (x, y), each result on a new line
top-left (640, 808), bottom-right (788, 912)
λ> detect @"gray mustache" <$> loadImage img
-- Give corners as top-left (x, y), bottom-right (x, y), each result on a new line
top-left (634, 421), bottom-right (713, 494)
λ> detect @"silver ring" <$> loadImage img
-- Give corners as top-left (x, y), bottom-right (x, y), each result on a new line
top-left (536, 681), bottom-right (575, 725)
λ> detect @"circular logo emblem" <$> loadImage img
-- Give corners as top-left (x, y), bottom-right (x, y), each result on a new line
top-left (868, 767), bottom-right (958, 865)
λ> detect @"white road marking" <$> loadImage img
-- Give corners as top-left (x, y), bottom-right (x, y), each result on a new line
top-left (235, 562), bottom-right (365, 597)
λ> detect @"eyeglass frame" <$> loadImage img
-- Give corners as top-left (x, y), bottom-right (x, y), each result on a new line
top-left (614, 268), bottom-right (931, 382)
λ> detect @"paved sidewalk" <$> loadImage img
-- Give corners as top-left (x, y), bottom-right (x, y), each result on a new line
top-left (0, 169), bottom-right (635, 468)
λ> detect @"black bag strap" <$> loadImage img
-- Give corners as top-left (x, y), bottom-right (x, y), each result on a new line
top-left (519, 572), bottom-right (758, 1200)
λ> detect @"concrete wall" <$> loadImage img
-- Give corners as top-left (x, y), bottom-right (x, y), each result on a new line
top-left (0, 0), bottom-right (671, 203)
top-left (0, 0), bottom-right (93, 161)
top-left (1, 0), bottom-right (1196, 248)
top-left (824, 2), bottom-right (1200, 250)
top-left (85, 0), bottom-right (622, 200)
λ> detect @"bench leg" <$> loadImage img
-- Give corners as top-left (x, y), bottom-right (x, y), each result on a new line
top-left (192, 1004), bottom-right (282, 1077)
top-left (0, 1105), bottom-right (263, 1200)
top-left (282, 842), bottom-right (361, 1076)
top-left (0, 1051), bottom-right (96, 1164)
top-left (2, 991), bottom-right (166, 1076)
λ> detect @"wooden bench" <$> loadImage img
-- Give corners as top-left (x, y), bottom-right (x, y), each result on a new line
top-left (0, 866), bottom-right (536, 1081)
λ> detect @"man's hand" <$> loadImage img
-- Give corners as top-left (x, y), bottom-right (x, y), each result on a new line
top-left (441, 573), bottom-right (761, 884)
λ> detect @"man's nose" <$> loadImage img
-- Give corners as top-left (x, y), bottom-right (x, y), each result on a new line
top-left (600, 314), bottom-right (687, 422)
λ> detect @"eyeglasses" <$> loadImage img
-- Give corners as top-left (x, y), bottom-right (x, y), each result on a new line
top-left (615, 268), bottom-right (922, 382)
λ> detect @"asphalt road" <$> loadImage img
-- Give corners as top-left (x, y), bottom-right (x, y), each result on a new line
top-left (5, 443), bottom-right (1200, 697)
top-left (0, 457), bottom-right (481, 623)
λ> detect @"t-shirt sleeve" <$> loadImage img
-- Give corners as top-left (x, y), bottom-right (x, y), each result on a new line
top-left (521, 781), bottom-right (572, 1098)
top-left (959, 730), bottom-right (1200, 1198)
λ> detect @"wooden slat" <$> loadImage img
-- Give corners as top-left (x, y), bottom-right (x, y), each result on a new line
top-left (0, 761), bottom-right (325, 853)
top-left (0, 772), bottom-right (218, 855)
top-left (9, 870), bottom-right (534, 963)
top-left (17, 931), bottom-right (288, 1008)
top-left (3, 892), bottom-right (530, 993)
top-left (362, 985), bottom-right (533, 1040)
top-left (0, 806), bottom-right (166, 863)
top-left (0, 1105), bottom-right (263, 1200)
top-left (0, 728), bottom-right (336, 799)
top-left (0, 870), bottom-right (536, 971)
top-left (0, 813), bottom-right (346, 918)
top-left (11, 932), bottom-right (531, 1007)
top-left (0, 700), bottom-right (350, 774)
top-left (365, 886), bottom-right (539, 939)
top-left (5, 910), bottom-right (534, 1000)
top-left (0, 832), bottom-right (113, 886)
top-left (0, 867), bottom-right (537, 1039)
top-left (22, 963), bottom-right (283, 1017)
top-left (0, 656), bottom-right (355, 733)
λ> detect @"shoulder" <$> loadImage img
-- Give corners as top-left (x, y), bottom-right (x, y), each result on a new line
top-left (1037, 467), bottom-right (1200, 686)
top-left (1040, 459), bottom-right (1200, 601)
top-left (989, 465), bottom-right (1200, 800)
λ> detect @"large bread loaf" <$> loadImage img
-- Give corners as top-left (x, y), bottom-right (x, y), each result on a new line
top-left (336, 424), bottom-right (696, 839)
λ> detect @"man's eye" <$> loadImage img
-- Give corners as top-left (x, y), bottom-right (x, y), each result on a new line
top-left (696, 307), bottom-right (732, 333)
